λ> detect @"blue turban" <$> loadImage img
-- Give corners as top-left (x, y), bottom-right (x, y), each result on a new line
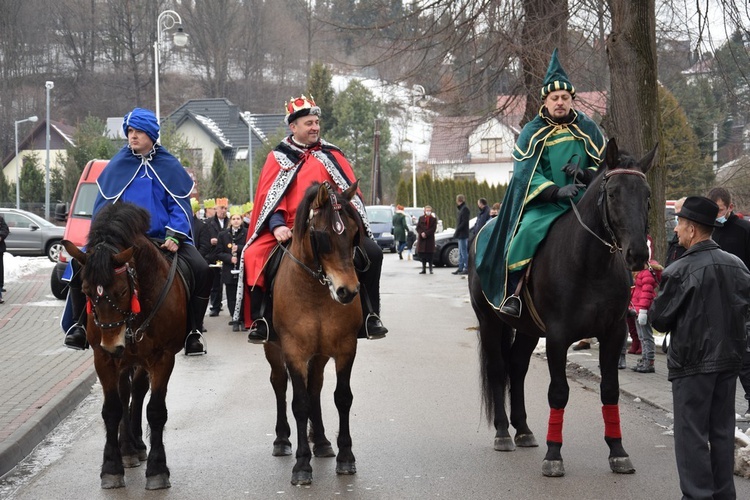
top-left (122, 108), bottom-right (160, 143)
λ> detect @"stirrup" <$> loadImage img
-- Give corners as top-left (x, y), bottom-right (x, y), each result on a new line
top-left (247, 317), bottom-right (269, 344)
top-left (64, 323), bottom-right (89, 350)
top-left (365, 312), bottom-right (387, 340)
top-left (499, 294), bottom-right (522, 318)
top-left (184, 330), bottom-right (207, 355)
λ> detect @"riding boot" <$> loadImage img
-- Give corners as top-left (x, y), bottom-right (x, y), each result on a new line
top-left (185, 293), bottom-right (208, 355)
top-left (248, 287), bottom-right (270, 344)
top-left (64, 278), bottom-right (89, 350)
top-left (499, 270), bottom-right (523, 318)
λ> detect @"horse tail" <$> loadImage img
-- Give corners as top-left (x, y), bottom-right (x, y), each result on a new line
top-left (469, 249), bottom-right (511, 425)
top-left (477, 315), bottom-right (512, 425)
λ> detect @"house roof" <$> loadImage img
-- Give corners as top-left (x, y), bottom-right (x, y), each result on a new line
top-left (428, 116), bottom-right (495, 164)
top-left (1, 120), bottom-right (76, 169)
top-left (496, 91), bottom-right (608, 129)
top-left (165, 98), bottom-right (285, 157)
top-left (681, 57), bottom-right (714, 76)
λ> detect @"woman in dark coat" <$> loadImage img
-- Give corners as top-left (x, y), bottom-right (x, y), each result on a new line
top-left (0, 213), bottom-right (8, 303)
top-left (216, 209), bottom-right (248, 331)
top-left (416, 205), bottom-right (437, 274)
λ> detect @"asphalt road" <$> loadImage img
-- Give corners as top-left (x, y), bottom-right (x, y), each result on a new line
top-left (3, 252), bottom-right (750, 499)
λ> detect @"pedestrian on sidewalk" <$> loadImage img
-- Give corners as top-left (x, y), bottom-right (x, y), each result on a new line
top-left (452, 194), bottom-right (470, 275)
top-left (392, 205), bottom-right (409, 260)
top-left (0, 212), bottom-right (8, 303)
top-left (707, 187), bottom-right (750, 418)
top-left (216, 206), bottom-right (247, 331)
top-left (416, 205), bottom-right (437, 274)
top-left (650, 196), bottom-right (750, 500)
top-left (630, 235), bottom-right (662, 373)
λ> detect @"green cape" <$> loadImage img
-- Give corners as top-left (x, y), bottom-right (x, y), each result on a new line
top-left (474, 108), bottom-right (605, 308)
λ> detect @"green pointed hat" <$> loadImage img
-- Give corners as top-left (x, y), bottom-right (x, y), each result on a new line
top-left (540, 48), bottom-right (576, 100)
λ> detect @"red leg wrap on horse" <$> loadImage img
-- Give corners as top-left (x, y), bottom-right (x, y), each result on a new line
top-left (602, 404), bottom-right (622, 439)
top-left (546, 407), bottom-right (564, 443)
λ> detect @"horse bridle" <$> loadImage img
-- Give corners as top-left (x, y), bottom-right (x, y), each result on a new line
top-left (277, 182), bottom-right (358, 286)
top-left (88, 242), bottom-right (179, 344)
top-left (569, 169), bottom-right (648, 253)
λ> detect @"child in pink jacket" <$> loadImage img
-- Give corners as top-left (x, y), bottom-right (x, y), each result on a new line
top-left (631, 236), bottom-right (663, 373)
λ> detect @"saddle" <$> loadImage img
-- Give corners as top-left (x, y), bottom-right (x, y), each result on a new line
top-left (150, 239), bottom-right (195, 304)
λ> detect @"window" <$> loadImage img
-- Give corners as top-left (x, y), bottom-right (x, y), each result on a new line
top-left (454, 172), bottom-right (476, 181)
top-left (481, 138), bottom-right (502, 154)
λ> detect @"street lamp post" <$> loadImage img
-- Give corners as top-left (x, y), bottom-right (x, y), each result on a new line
top-left (246, 113), bottom-right (255, 202)
top-left (45, 81), bottom-right (53, 220)
top-left (411, 84), bottom-right (426, 207)
top-left (14, 115), bottom-right (38, 209)
top-left (154, 10), bottom-right (188, 124)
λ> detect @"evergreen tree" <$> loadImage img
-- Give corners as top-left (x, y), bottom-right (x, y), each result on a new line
top-left (395, 179), bottom-right (410, 206)
top-left (659, 86), bottom-right (713, 198)
top-left (208, 149), bottom-right (230, 199)
top-left (19, 153), bottom-right (45, 203)
top-left (0, 173), bottom-right (12, 204)
top-left (308, 62), bottom-right (337, 134)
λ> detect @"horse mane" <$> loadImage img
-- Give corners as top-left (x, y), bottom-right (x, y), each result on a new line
top-left (84, 203), bottom-right (151, 287)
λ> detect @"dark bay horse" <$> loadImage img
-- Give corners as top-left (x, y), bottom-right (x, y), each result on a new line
top-left (63, 202), bottom-right (189, 490)
top-left (263, 181), bottom-right (363, 486)
top-left (469, 138), bottom-right (656, 477)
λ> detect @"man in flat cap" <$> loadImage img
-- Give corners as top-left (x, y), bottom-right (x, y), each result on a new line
top-left (650, 196), bottom-right (750, 499)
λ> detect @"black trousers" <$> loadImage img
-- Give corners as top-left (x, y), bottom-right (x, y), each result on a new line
top-left (672, 371), bottom-right (737, 500)
top-left (209, 268), bottom-right (223, 313)
top-left (0, 251), bottom-right (4, 288)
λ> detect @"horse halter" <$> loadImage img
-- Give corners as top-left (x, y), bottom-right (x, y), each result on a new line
top-left (278, 182), bottom-right (351, 286)
top-left (569, 169), bottom-right (648, 253)
top-left (88, 262), bottom-right (141, 339)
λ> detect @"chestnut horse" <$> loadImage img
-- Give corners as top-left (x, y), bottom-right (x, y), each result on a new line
top-left (63, 202), bottom-right (188, 490)
top-left (468, 138), bottom-right (656, 476)
top-left (263, 181), bottom-right (363, 486)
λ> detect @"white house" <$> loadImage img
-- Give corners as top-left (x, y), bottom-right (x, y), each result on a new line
top-left (1, 120), bottom-right (75, 186)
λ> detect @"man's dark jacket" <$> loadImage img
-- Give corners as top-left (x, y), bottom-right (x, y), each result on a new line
top-left (650, 240), bottom-right (750, 381)
top-left (711, 212), bottom-right (750, 268)
top-left (454, 202), bottom-right (470, 239)
top-left (471, 204), bottom-right (490, 237)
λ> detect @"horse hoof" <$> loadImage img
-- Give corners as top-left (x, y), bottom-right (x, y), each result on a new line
top-left (542, 459), bottom-right (565, 477)
top-left (314, 444), bottom-right (336, 457)
top-left (336, 461), bottom-right (357, 475)
top-left (100, 473), bottom-right (125, 489)
top-left (145, 473), bottom-right (171, 490)
top-left (515, 433), bottom-right (539, 448)
top-left (138, 448), bottom-right (148, 461)
top-left (291, 470), bottom-right (312, 485)
top-left (609, 456), bottom-right (636, 474)
top-left (121, 454), bottom-right (141, 468)
top-left (273, 443), bottom-right (292, 456)
top-left (494, 436), bottom-right (516, 451)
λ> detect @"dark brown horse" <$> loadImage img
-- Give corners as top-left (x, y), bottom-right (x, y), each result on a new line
top-left (63, 202), bottom-right (188, 490)
top-left (263, 181), bottom-right (363, 486)
top-left (469, 138), bottom-right (656, 477)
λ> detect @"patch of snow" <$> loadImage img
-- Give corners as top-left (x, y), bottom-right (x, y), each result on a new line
top-left (3, 254), bottom-right (54, 283)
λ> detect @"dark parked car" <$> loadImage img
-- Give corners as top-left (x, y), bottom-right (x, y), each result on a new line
top-left (413, 217), bottom-right (476, 267)
top-left (365, 205), bottom-right (396, 252)
top-left (0, 208), bottom-right (65, 262)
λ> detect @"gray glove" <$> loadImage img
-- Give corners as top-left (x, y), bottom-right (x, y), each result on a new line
top-left (555, 184), bottom-right (579, 200)
top-left (562, 162), bottom-right (582, 180)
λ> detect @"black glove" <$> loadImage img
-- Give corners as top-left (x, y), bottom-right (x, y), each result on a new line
top-left (555, 184), bottom-right (579, 200)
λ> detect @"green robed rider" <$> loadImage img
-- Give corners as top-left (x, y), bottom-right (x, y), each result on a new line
top-left (475, 48), bottom-right (606, 317)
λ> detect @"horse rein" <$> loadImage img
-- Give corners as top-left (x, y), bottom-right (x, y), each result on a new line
top-left (88, 242), bottom-right (180, 344)
top-left (569, 169), bottom-right (648, 253)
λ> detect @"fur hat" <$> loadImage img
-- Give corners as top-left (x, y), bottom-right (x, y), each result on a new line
top-left (541, 48), bottom-right (576, 100)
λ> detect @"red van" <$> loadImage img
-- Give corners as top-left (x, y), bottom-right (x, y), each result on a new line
top-left (50, 159), bottom-right (109, 299)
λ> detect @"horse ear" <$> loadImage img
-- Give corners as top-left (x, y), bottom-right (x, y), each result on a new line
top-left (315, 183), bottom-right (329, 210)
top-left (638, 143), bottom-right (659, 174)
top-left (343, 180), bottom-right (359, 201)
top-left (62, 240), bottom-right (87, 266)
top-left (114, 247), bottom-right (134, 266)
top-left (604, 137), bottom-right (619, 170)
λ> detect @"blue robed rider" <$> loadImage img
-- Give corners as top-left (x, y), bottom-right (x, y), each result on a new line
top-left (62, 108), bottom-right (210, 355)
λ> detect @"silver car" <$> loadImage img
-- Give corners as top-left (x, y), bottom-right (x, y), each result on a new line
top-left (0, 208), bottom-right (65, 262)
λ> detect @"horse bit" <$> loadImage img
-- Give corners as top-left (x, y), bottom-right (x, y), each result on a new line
top-left (569, 169), bottom-right (648, 253)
